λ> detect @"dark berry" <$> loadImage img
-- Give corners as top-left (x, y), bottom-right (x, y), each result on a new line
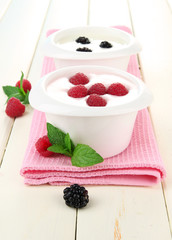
top-left (69, 73), bottom-right (89, 85)
top-left (107, 83), bottom-right (128, 96)
top-left (86, 94), bottom-right (107, 107)
top-left (88, 83), bottom-right (106, 95)
top-left (63, 184), bottom-right (89, 208)
top-left (76, 47), bottom-right (92, 52)
top-left (99, 41), bottom-right (112, 48)
top-left (75, 36), bottom-right (90, 44)
top-left (68, 85), bottom-right (88, 98)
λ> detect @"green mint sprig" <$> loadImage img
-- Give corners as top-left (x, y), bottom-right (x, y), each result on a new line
top-left (2, 71), bottom-right (30, 104)
top-left (47, 123), bottom-right (104, 167)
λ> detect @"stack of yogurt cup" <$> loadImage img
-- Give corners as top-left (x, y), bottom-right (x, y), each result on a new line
top-left (29, 26), bottom-right (152, 158)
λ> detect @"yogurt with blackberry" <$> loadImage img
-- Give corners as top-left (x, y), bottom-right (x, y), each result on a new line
top-left (56, 36), bottom-right (125, 53)
top-left (43, 26), bottom-right (142, 70)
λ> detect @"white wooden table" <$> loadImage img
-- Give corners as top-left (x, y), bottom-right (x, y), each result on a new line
top-left (0, 0), bottom-right (172, 239)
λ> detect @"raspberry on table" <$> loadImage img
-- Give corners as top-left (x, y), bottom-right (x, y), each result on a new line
top-left (63, 184), bottom-right (89, 208)
top-left (88, 83), bottom-right (106, 95)
top-left (5, 97), bottom-right (25, 118)
top-left (69, 73), bottom-right (89, 85)
top-left (75, 36), bottom-right (90, 44)
top-left (99, 41), bottom-right (112, 48)
top-left (76, 47), bottom-right (92, 52)
top-left (86, 94), bottom-right (107, 107)
top-left (15, 79), bottom-right (32, 93)
top-left (107, 83), bottom-right (129, 96)
top-left (68, 85), bottom-right (88, 98)
top-left (35, 135), bottom-right (54, 157)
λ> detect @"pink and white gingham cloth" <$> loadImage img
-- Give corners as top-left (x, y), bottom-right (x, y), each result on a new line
top-left (20, 26), bottom-right (166, 186)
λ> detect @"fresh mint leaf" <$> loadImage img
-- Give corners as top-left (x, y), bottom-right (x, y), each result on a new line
top-left (48, 145), bottom-right (72, 157)
top-left (3, 86), bottom-right (21, 97)
top-left (47, 123), bottom-right (66, 147)
top-left (3, 86), bottom-right (25, 103)
top-left (70, 139), bottom-right (75, 152)
top-left (19, 71), bottom-right (25, 96)
top-left (23, 90), bottom-right (30, 104)
top-left (46, 123), bottom-right (104, 167)
top-left (65, 133), bottom-right (72, 153)
top-left (71, 144), bottom-right (104, 167)
top-left (7, 92), bottom-right (25, 103)
top-left (64, 133), bottom-right (75, 154)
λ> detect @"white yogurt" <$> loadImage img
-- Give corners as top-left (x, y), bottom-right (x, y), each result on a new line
top-left (56, 39), bottom-right (125, 53)
top-left (46, 73), bottom-right (138, 107)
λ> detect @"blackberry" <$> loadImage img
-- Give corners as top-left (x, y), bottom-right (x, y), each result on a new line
top-left (75, 36), bottom-right (90, 44)
top-left (76, 47), bottom-right (92, 52)
top-left (63, 184), bottom-right (89, 208)
top-left (99, 41), bottom-right (112, 48)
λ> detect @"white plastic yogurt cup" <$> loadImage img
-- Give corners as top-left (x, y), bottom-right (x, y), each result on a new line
top-left (29, 65), bottom-right (152, 158)
top-left (43, 26), bottom-right (141, 70)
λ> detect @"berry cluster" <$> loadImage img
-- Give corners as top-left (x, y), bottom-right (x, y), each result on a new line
top-left (67, 72), bottom-right (129, 107)
top-left (63, 184), bottom-right (89, 208)
top-left (99, 41), bottom-right (112, 48)
top-left (75, 36), bottom-right (90, 44)
top-left (75, 36), bottom-right (113, 52)
top-left (76, 47), bottom-right (92, 52)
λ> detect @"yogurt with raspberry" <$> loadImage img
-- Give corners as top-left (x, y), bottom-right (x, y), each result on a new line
top-left (29, 65), bottom-right (152, 158)
top-left (46, 73), bottom-right (137, 107)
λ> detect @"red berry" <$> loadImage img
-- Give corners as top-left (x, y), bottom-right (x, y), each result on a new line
top-left (35, 135), bottom-right (54, 157)
top-left (16, 79), bottom-right (32, 93)
top-left (86, 94), bottom-right (107, 107)
top-left (5, 97), bottom-right (25, 118)
top-left (68, 85), bottom-right (88, 98)
top-left (88, 83), bottom-right (106, 95)
top-left (107, 83), bottom-right (128, 96)
top-left (69, 73), bottom-right (89, 85)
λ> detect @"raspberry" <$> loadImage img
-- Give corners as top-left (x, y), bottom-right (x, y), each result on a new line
top-left (75, 36), bottom-right (90, 44)
top-left (16, 79), bottom-right (32, 93)
top-left (99, 41), bottom-right (112, 48)
top-left (69, 73), bottom-right (89, 85)
top-left (5, 97), bottom-right (25, 118)
top-left (63, 184), bottom-right (89, 208)
top-left (76, 47), bottom-right (92, 52)
top-left (107, 83), bottom-right (128, 96)
top-left (35, 135), bottom-right (54, 157)
top-left (86, 94), bottom-right (107, 107)
top-left (68, 85), bottom-right (87, 98)
top-left (88, 83), bottom-right (106, 95)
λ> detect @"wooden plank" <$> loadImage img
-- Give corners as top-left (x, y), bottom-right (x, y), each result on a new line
top-left (76, 0), bottom-right (172, 239)
top-left (77, 186), bottom-right (171, 240)
top-left (89, 0), bottom-right (132, 28)
top-left (0, 0), bottom-right (89, 239)
top-left (129, 0), bottom-right (172, 235)
top-left (44, 0), bottom-right (89, 28)
top-left (0, 0), bottom-right (51, 164)
top-left (167, 0), bottom-right (172, 10)
top-left (0, 0), bottom-right (12, 21)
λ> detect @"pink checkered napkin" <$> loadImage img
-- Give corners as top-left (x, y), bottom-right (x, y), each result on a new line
top-left (20, 26), bottom-right (166, 186)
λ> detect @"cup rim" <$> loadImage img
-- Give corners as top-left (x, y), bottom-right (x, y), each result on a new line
top-left (44, 26), bottom-right (142, 60)
top-left (29, 65), bottom-right (153, 117)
